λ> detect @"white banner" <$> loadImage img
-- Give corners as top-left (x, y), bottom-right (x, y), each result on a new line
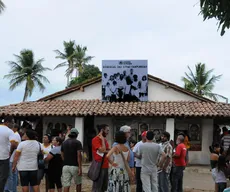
top-left (102, 60), bottom-right (148, 102)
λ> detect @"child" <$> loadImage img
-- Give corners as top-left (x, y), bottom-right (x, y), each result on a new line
top-left (216, 156), bottom-right (228, 192)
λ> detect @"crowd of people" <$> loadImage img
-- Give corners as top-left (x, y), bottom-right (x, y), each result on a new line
top-left (1, 116), bottom-right (192, 192)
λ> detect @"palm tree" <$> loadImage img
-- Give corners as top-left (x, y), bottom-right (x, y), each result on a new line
top-left (0, 0), bottom-right (5, 14)
top-left (73, 45), bottom-right (94, 77)
top-left (4, 49), bottom-right (51, 102)
top-left (182, 63), bottom-right (224, 101)
top-left (54, 40), bottom-right (76, 86)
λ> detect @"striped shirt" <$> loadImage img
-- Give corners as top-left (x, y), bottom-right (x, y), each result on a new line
top-left (222, 134), bottom-right (230, 150)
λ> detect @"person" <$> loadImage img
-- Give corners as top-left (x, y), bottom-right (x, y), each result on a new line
top-left (0, 116), bottom-right (16, 192)
top-left (210, 143), bottom-right (220, 192)
top-left (172, 135), bottom-right (187, 192)
top-left (38, 134), bottom-right (53, 192)
top-left (61, 128), bottom-right (83, 192)
top-left (113, 125), bottom-right (135, 170)
top-left (221, 129), bottom-right (230, 151)
top-left (45, 137), bottom-right (63, 192)
top-left (138, 131), bottom-right (166, 192)
top-left (158, 132), bottom-right (173, 192)
top-left (5, 124), bottom-right (21, 192)
top-left (91, 124), bottom-right (110, 192)
top-left (221, 127), bottom-right (228, 139)
top-left (215, 156), bottom-right (228, 192)
top-left (12, 129), bottom-right (42, 192)
top-left (138, 123), bottom-right (148, 141)
top-left (107, 131), bottom-right (132, 192)
top-left (178, 131), bottom-right (190, 165)
top-left (133, 131), bottom-right (147, 192)
top-left (64, 125), bottom-right (72, 141)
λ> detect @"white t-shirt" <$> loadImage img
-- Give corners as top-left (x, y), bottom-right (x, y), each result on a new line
top-left (0, 125), bottom-right (15, 160)
top-left (16, 140), bottom-right (43, 171)
top-left (10, 132), bottom-right (21, 162)
top-left (133, 141), bottom-right (143, 167)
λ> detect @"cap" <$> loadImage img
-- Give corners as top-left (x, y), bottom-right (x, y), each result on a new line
top-left (141, 131), bottom-right (148, 137)
top-left (70, 128), bottom-right (79, 135)
top-left (120, 125), bottom-right (131, 133)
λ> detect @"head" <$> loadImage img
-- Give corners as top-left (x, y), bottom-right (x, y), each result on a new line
top-left (12, 124), bottom-right (19, 133)
top-left (97, 124), bottom-right (109, 137)
top-left (142, 75), bottom-right (147, 81)
top-left (115, 131), bottom-right (127, 144)
top-left (176, 135), bottom-right (184, 145)
top-left (3, 116), bottom-right (13, 127)
top-left (146, 131), bottom-right (154, 141)
top-left (43, 134), bottom-right (52, 144)
top-left (222, 126), bottom-right (228, 133)
top-left (177, 132), bottom-right (185, 137)
top-left (141, 131), bottom-right (147, 142)
top-left (52, 136), bottom-right (63, 147)
top-left (24, 129), bottom-right (37, 140)
top-left (130, 68), bottom-right (133, 74)
top-left (161, 131), bottom-right (170, 142)
top-left (120, 74), bottom-right (124, 80)
top-left (129, 139), bottom-right (137, 148)
top-left (109, 75), bottom-right (114, 81)
top-left (140, 123), bottom-right (148, 133)
top-left (120, 125), bottom-right (131, 140)
top-left (133, 75), bottom-right (138, 81)
top-left (213, 143), bottom-right (221, 154)
top-left (113, 81), bottom-right (117, 86)
top-left (104, 73), bottom-right (108, 78)
top-left (69, 128), bottom-right (79, 138)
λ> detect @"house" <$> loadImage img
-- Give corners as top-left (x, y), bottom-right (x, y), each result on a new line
top-left (1, 74), bottom-right (230, 164)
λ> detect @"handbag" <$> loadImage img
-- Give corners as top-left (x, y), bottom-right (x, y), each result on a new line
top-left (87, 154), bottom-right (106, 181)
top-left (37, 142), bottom-right (45, 169)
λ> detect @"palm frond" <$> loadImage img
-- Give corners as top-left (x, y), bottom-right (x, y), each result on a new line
top-left (0, 0), bottom-right (5, 14)
top-left (35, 74), bottom-right (50, 84)
top-left (54, 50), bottom-right (66, 59)
top-left (53, 62), bottom-right (68, 70)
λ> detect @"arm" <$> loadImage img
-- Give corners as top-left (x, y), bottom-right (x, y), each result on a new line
top-left (162, 145), bottom-right (172, 170)
top-left (45, 153), bottom-right (53, 163)
top-left (158, 152), bottom-right (166, 168)
top-left (12, 151), bottom-right (21, 172)
top-left (77, 151), bottom-right (82, 176)
top-left (173, 146), bottom-right (181, 158)
top-left (106, 147), bottom-right (118, 167)
top-left (97, 135), bottom-right (106, 153)
top-left (9, 140), bottom-right (17, 156)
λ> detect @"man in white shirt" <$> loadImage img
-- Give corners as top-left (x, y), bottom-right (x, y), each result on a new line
top-left (5, 124), bottom-right (21, 192)
top-left (133, 131), bottom-right (147, 192)
top-left (0, 116), bottom-right (15, 192)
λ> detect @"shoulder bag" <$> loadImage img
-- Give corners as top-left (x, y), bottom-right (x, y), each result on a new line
top-left (37, 142), bottom-right (45, 169)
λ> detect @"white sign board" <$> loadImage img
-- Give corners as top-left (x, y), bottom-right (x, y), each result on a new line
top-left (102, 60), bottom-right (148, 102)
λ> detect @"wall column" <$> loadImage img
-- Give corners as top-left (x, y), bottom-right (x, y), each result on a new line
top-left (75, 117), bottom-right (84, 146)
top-left (166, 118), bottom-right (175, 141)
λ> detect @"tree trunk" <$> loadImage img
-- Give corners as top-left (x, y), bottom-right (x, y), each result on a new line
top-left (23, 83), bottom-right (28, 102)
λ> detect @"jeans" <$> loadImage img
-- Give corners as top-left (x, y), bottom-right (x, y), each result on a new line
top-left (136, 167), bottom-right (143, 192)
top-left (0, 159), bottom-right (9, 192)
top-left (4, 162), bottom-right (18, 192)
top-left (158, 171), bottom-right (169, 192)
top-left (141, 171), bottom-right (158, 192)
top-left (172, 166), bottom-right (185, 192)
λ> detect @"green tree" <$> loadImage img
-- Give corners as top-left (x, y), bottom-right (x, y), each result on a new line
top-left (69, 64), bottom-right (101, 87)
top-left (4, 49), bottom-right (50, 101)
top-left (200, 0), bottom-right (230, 36)
top-left (0, 0), bottom-right (5, 14)
top-left (182, 63), bottom-right (224, 101)
top-left (73, 45), bottom-right (94, 77)
top-left (54, 40), bottom-right (76, 86)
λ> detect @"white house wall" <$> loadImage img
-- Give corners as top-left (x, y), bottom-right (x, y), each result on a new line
top-left (54, 80), bottom-right (200, 101)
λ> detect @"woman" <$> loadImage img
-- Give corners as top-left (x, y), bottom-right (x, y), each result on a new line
top-left (210, 143), bottom-right (220, 192)
top-left (45, 137), bottom-right (63, 192)
top-left (107, 131), bottom-right (132, 192)
top-left (215, 155), bottom-right (228, 192)
top-left (12, 129), bottom-right (41, 192)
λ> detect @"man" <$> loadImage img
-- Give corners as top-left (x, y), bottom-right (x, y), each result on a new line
top-left (158, 132), bottom-right (173, 192)
top-left (138, 123), bottom-right (148, 141)
top-left (4, 124), bottom-right (21, 192)
top-left (133, 131), bottom-right (147, 192)
top-left (172, 135), bottom-right (187, 192)
top-left (139, 131), bottom-right (166, 192)
top-left (113, 125), bottom-right (135, 169)
top-left (0, 116), bottom-right (15, 192)
top-left (61, 128), bottom-right (83, 192)
top-left (64, 124), bottom-right (72, 141)
top-left (221, 127), bottom-right (230, 151)
top-left (91, 124), bottom-right (110, 192)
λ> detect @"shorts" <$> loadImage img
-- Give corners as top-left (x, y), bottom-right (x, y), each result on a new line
top-left (19, 170), bottom-right (38, 187)
top-left (62, 166), bottom-right (82, 187)
top-left (38, 169), bottom-right (48, 182)
top-left (48, 175), bottom-right (62, 189)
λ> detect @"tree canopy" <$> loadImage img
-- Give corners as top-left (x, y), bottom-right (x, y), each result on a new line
top-left (0, 0), bottom-right (5, 14)
top-left (182, 63), bottom-right (224, 101)
top-left (4, 49), bottom-right (50, 101)
top-left (69, 64), bottom-right (101, 87)
top-left (200, 0), bottom-right (230, 36)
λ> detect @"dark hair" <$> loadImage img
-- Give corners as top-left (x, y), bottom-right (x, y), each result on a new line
top-left (68, 132), bottom-right (78, 138)
top-left (115, 131), bottom-right (127, 144)
top-left (13, 124), bottom-right (19, 130)
top-left (162, 131), bottom-right (170, 141)
top-left (97, 124), bottom-right (108, 132)
top-left (146, 131), bottom-right (154, 140)
top-left (222, 127), bottom-right (228, 132)
top-left (26, 129), bottom-right (37, 140)
top-left (4, 116), bottom-right (13, 123)
top-left (44, 134), bottom-right (52, 143)
top-left (54, 136), bottom-right (63, 145)
top-left (217, 155), bottom-right (226, 172)
top-left (129, 139), bottom-right (137, 145)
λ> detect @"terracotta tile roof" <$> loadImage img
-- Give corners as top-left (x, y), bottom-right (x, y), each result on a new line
top-left (38, 75), bottom-right (213, 102)
top-left (0, 100), bottom-right (229, 117)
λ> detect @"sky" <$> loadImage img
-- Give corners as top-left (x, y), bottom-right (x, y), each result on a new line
top-left (0, 0), bottom-right (230, 106)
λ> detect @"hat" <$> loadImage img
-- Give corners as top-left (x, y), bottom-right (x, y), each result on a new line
top-left (141, 131), bottom-right (148, 137)
top-left (70, 128), bottom-right (79, 135)
top-left (120, 125), bottom-right (131, 133)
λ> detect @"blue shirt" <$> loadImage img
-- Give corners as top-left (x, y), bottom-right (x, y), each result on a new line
top-left (112, 141), bottom-right (134, 168)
